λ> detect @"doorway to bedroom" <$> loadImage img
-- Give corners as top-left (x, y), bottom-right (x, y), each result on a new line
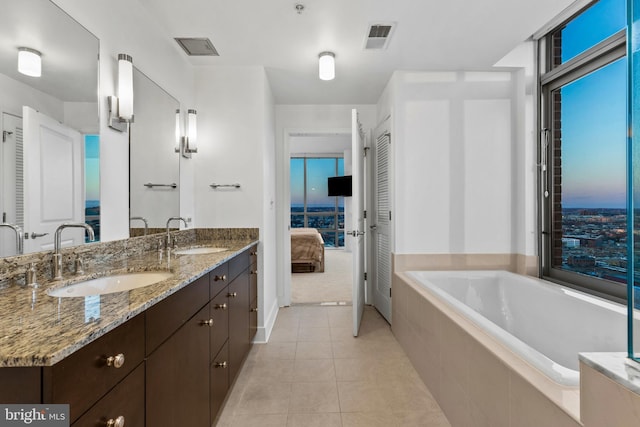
top-left (289, 134), bottom-right (353, 304)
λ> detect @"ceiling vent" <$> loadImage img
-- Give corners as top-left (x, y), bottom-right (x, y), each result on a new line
top-left (364, 23), bottom-right (395, 50)
top-left (174, 38), bottom-right (219, 56)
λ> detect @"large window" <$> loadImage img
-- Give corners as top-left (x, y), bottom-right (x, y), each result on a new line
top-left (291, 157), bottom-right (345, 247)
top-left (540, 0), bottom-right (627, 298)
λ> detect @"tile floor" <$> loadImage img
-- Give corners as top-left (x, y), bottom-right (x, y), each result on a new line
top-left (215, 305), bottom-right (451, 427)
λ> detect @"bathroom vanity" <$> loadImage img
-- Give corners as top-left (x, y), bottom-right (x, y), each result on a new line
top-left (0, 228), bottom-right (258, 427)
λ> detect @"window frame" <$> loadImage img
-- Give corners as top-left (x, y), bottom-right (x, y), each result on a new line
top-left (290, 156), bottom-right (345, 248)
top-left (539, 14), bottom-right (627, 301)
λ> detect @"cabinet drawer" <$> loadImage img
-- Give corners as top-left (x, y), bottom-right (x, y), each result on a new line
top-left (210, 342), bottom-right (229, 423)
top-left (210, 289), bottom-right (229, 358)
top-left (250, 267), bottom-right (258, 303)
top-left (228, 249), bottom-right (250, 281)
top-left (250, 246), bottom-right (258, 268)
top-left (72, 363), bottom-right (144, 427)
top-left (146, 274), bottom-right (209, 355)
top-left (210, 262), bottom-right (229, 298)
top-left (46, 313), bottom-right (144, 423)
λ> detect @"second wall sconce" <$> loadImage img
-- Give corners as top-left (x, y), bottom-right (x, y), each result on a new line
top-left (108, 53), bottom-right (134, 132)
top-left (175, 109), bottom-right (198, 158)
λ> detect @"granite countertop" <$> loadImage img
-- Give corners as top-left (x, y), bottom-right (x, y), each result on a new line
top-left (0, 238), bottom-right (258, 368)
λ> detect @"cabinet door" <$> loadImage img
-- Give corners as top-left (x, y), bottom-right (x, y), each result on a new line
top-left (146, 305), bottom-right (210, 427)
top-left (72, 363), bottom-right (144, 427)
top-left (210, 342), bottom-right (229, 423)
top-left (228, 270), bottom-right (250, 383)
top-left (210, 288), bottom-right (229, 359)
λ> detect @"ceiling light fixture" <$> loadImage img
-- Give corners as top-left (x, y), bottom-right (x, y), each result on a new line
top-left (318, 51), bottom-right (335, 81)
top-left (18, 47), bottom-right (41, 77)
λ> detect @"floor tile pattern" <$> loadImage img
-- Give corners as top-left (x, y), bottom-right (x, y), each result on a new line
top-left (215, 305), bottom-right (451, 427)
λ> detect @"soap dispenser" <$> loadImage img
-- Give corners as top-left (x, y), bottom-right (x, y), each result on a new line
top-left (25, 263), bottom-right (37, 287)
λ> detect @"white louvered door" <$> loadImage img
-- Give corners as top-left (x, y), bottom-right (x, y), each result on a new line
top-left (1, 113), bottom-right (23, 256)
top-left (374, 129), bottom-right (392, 322)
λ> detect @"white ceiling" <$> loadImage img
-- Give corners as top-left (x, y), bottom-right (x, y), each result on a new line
top-left (138, 0), bottom-right (576, 104)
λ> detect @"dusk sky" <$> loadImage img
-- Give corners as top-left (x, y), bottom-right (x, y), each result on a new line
top-left (291, 157), bottom-right (344, 208)
top-left (85, 134), bottom-right (100, 202)
top-left (560, 0), bottom-right (626, 208)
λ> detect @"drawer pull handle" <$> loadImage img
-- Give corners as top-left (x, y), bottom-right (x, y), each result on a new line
top-left (227, 292), bottom-right (237, 298)
top-left (250, 251), bottom-right (257, 256)
top-left (214, 361), bottom-right (228, 368)
top-left (201, 319), bottom-right (214, 327)
top-left (214, 274), bottom-right (226, 282)
top-left (106, 416), bottom-right (125, 427)
top-left (215, 303), bottom-right (228, 310)
top-left (251, 308), bottom-right (258, 313)
top-left (106, 353), bottom-right (125, 369)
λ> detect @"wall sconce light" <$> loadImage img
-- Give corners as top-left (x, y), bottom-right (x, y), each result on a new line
top-left (175, 109), bottom-right (198, 158)
top-left (18, 47), bottom-right (42, 77)
top-left (318, 51), bottom-right (335, 81)
top-left (108, 54), bottom-right (134, 132)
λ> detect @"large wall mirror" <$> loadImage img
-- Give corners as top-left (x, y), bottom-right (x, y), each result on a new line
top-left (0, 0), bottom-right (99, 257)
top-left (129, 68), bottom-right (180, 237)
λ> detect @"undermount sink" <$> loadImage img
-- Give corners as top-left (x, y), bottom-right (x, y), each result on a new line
top-left (173, 247), bottom-right (228, 255)
top-left (47, 272), bottom-right (173, 298)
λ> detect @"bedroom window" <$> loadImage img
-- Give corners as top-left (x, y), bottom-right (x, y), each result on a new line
top-left (290, 157), bottom-right (345, 247)
top-left (539, 0), bottom-right (627, 299)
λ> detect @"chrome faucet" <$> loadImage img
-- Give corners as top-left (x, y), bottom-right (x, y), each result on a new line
top-left (53, 223), bottom-right (95, 280)
top-left (0, 223), bottom-right (23, 255)
top-left (166, 217), bottom-right (188, 248)
top-left (130, 216), bottom-right (149, 236)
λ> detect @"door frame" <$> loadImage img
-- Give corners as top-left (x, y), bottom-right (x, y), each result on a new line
top-left (278, 127), bottom-right (353, 307)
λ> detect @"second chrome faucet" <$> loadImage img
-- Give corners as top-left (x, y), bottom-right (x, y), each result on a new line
top-left (53, 223), bottom-right (95, 280)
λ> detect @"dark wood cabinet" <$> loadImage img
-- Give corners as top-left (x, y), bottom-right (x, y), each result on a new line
top-left (0, 244), bottom-right (259, 427)
top-left (44, 313), bottom-right (145, 424)
top-left (146, 304), bottom-right (210, 427)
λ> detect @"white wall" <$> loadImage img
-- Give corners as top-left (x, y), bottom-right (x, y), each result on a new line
top-left (0, 73), bottom-right (64, 121)
top-left (51, 0), bottom-right (195, 241)
top-left (274, 104), bottom-right (376, 305)
top-left (378, 70), bottom-right (521, 255)
top-left (194, 65), bottom-right (277, 341)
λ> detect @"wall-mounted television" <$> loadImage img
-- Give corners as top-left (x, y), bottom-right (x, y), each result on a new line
top-left (328, 175), bottom-right (352, 197)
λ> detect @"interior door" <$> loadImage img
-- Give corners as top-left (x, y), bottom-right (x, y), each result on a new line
top-left (351, 109), bottom-right (366, 337)
top-left (23, 106), bottom-right (84, 253)
top-left (373, 128), bottom-right (392, 323)
top-left (1, 113), bottom-right (23, 257)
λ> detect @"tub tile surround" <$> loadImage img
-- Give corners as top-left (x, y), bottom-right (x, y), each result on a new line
top-left (0, 228), bottom-right (258, 367)
top-left (393, 271), bottom-right (582, 427)
top-left (579, 353), bottom-right (640, 426)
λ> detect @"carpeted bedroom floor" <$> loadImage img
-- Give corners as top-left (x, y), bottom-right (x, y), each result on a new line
top-left (291, 249), bottom-right (352, 304)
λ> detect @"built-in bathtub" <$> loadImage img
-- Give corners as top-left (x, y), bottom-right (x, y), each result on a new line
top-left (407, 270), bottom-right (627, 386)
top-left (392, 269), bottom-right (632, 426)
